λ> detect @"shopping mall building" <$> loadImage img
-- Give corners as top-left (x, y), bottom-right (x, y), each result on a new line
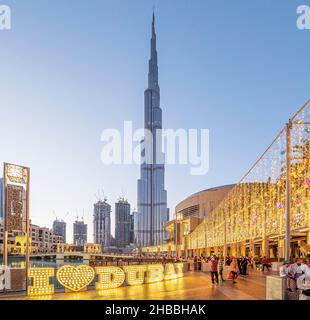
top-left (141, 184), bottom-right (235, 257)
top-left (165, 185), bottom-right (235, 258)
top-left (142, 181), bottom-right (309, 259)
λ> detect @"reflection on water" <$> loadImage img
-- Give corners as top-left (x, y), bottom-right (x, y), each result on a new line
top-left (0, 257), bottom-right (26, 268)
top-left (30, 260), bottom-right (84, 268)
top-left (0, 257), bottom-right (84, 268)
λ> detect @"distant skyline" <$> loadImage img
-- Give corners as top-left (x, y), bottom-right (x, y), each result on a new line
top-left (1, 0), bottom-right (309, 243)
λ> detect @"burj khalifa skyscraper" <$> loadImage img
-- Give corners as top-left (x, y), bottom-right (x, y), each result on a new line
top-left (136, 13), bottom-right (169, 247)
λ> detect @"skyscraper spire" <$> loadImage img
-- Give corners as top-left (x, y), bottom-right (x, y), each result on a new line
top-left (136, 13), bottom-right (168, 247)
top-left (149, 11), bottom-right (159, 92)
top-left (152, 8), bottom-right (155, 35)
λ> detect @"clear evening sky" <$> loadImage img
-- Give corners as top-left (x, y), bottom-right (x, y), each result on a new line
top-left (1, 0), bottom-right (309, 242)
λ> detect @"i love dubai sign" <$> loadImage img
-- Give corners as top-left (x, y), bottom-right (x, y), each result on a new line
top-left (27, 263), bottom-right (184, 296)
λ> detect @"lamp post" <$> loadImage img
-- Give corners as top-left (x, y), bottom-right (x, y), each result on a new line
top-left (285, 120), bottom-right (292, 261)
top-left (224, 214), bottom-right (227, 258)
top-left (25, 168), bottom-right (30, 292)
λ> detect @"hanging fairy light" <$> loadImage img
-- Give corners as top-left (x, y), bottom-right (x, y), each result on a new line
top-left (184, 102), bottom-right (310, 254)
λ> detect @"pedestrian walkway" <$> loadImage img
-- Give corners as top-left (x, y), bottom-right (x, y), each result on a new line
top-left (1, 269), bottom-right (270, 300)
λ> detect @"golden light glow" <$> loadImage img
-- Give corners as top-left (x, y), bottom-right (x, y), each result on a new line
top-left (28, 268), bottom-right (54, 296)
top-left (12, 235), bottom-right (29, 255)
top-left (56, 265), bottom-right (95, 292)
top-left (27, 264), bottom-right (185, 296)
top-left (145, 264), bottom-right (164, 283)
top-left (164, 263), bottom-right (182, 280)
top-left (174, 263), bottom-right (184, 278)
top-left (190, 104), bottom-right (310, 253)
top-left (5, 163), bottom-right (28, 184)
top-left (144, 103), bottom-right (310, 256)
top-left (95, 266), bottom-right (125, 290)
top-left (123, 265), bottom-right (148, 286)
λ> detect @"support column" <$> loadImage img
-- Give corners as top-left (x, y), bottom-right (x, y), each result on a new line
top-left (240, 241), bottom-right (246, 256)
top-left (25, 167), bottom-right (30, 293)
top-left (250, 240), bottom-right (255, 257)
top-left (231, 243), bottom-right (237, 257)
top-left (262, 237), bottom-right (269, 258)
top-left (207, 247), bottom-right (211, 257)
top-left (223, 215), bottom-right (227, 258)
top-left (3, 232), bottom-right (8, 266)
top-left (278, 239), bottom-right (285, 259)
top-left (236, 242), bottom-right (241, 257)
top-left (285, 121), bottom-right (292, 261)
top-left (3, 165), bottom-right (8, 267)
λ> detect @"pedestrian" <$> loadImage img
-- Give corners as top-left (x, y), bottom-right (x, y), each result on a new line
top-left (217, 255), bottom-right (225, 282)
top-left (194, 256), bottom-right (198, 271)
top-left (249, 256), bottom-right (254, 269)
top-left (237, 256), bottom-right (242, 273)
top-left (240, 257), bottom-right (248, 276)
top-left (210, 255), bottom-right (219, 285)
top-left (297, 260), bottom-right (310, 300)
top-left (226, 256), bottom-right (231, 266)
top-left (288, 258), bottom-right (305, 293)
top-left (198, 257), bottom-right (202, 271)
top-left (261, 256), bottom-right (271, 272)
top-left (279, 260), bottom-right (292, 292)
top-left (230, 257), bottom-right (238, 284)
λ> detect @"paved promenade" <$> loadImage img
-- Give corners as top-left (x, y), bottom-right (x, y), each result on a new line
top-left (1, 269), bottom-right (269, 300)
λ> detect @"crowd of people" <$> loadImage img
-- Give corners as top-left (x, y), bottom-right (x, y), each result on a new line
top-left (279, 258), bottom-right (310, 300)
top-left (187, 254), bottom-right (310, 300)
top-left (137, 252), bottom-right (310, 299)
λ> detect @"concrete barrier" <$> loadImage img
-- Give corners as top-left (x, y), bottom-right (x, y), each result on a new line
top-left (0, 267), bottom-right (11, 290)
top-left (266, 276), bottom-right (284, 300)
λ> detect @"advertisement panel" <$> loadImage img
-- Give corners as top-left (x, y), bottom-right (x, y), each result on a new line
top-left (2, 163), bottom-right (30, 292)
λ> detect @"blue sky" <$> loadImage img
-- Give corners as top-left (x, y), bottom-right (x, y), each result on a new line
top-left (1, 0), bottom-right (309, 242)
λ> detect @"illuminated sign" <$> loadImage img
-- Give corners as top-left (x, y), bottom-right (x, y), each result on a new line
top-left (123, 265), bottom-right (148, 286)
top-left (28, 268), bottom-right (54, 296)
top-left (56, 265), bottom-right (95, 292)
top-left (95, 266), bottom-right (125, 290)
top-left (145, 264), bottom-right (164, 283)
top-left (4, 163), bottom-right (29, 232)
top-left (27, 263), bottom-right (184, 297)
top-left (164, 262), bottom-right (184, 280)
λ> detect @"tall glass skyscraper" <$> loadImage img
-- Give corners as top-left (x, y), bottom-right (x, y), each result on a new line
top-left (73, 219), bottom-right (87, 246)
top-left (115, 198), bottom-right (131, 248)
top-left (93, 199), bottom-right (111, 249)
top-left (136, 14), bottom-right (169, 247)
top-left (52, 219), bottom-right (66, 243)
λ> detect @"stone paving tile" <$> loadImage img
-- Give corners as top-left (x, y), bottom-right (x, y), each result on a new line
top-left (1, 270), bottom-right (270, 300)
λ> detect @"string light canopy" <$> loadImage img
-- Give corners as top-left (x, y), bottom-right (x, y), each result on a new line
top-left (188, 101), bottom-right (310, 253)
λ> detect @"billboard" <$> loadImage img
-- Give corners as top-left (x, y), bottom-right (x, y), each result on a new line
top-left (3, 163), bottom-right (29, 232)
